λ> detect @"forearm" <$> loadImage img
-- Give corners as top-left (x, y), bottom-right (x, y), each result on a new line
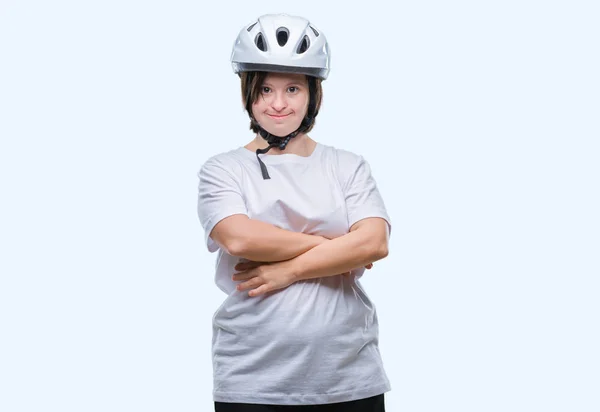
top-left (231, 219), bottom-right (326, 262)
top-left (290, 229), bottom-right (388, 281)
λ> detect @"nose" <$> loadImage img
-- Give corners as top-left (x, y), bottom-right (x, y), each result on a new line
top-left (270, 91), bottom-right (287, 112)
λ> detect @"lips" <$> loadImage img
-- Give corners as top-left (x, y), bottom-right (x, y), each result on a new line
top-left (267, 113), bottom-right (291, 119)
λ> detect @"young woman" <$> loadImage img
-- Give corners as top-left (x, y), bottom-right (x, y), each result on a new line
top-left (197, 14), bottom-right (392, 412)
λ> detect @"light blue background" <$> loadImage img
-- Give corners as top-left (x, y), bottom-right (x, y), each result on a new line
top-left (1, 0), bottom-right (598, 411)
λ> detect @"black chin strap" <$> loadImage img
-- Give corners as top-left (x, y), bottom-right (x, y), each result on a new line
top-left (254, 118), bottom-right (310, 179)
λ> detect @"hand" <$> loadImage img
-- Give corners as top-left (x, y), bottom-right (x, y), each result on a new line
top-left (234, 260), bottom-right (374, 287)
top-left (232, 260), bottom-right (298, 297)
top-left (342, 262), bottom-right (373, 277)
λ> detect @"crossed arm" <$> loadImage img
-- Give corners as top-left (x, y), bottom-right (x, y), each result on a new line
top-left (209, 214), bottom-right (389, 282)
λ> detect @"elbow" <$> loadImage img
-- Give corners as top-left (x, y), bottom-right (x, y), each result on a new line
top-left (226, 238), bottom-right (246, 257)
top-left (227, 231), bottom-right (254, 257)
top-left (352, 218), bottom-right (390, 262)
top-left (379, 244), bottom-right (389, 259)
top-left (209, 231), bottom-right (245, 256)
top-left (371, 243), bottom-right (389, 261)
top-left (208, 214), bottom-right (253, 257)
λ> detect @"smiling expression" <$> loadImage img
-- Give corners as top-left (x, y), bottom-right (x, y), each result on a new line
top-left (251, 72), bottom-right (309, 137)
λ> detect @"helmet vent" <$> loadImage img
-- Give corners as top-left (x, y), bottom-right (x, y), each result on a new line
top-left (309, 25), bottom-right (319, 37)
top-left (297, 35), bottom-right (310, 54)
top-left (255, 32), bottom-right (267, 51)
top-left (247, 22), bottom-right (257, 32)
top-left (276, 27), bottom-right (289, 46)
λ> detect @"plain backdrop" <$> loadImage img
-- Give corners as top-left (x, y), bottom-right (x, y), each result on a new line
top-left (1, 0), bottom-right (598, 411)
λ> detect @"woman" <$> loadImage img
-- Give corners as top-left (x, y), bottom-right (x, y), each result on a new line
top-left (197, 14), bottom-right (392, 412)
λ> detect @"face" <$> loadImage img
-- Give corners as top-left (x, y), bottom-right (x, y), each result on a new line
top-left (251, 72), bottom-right (309, 137)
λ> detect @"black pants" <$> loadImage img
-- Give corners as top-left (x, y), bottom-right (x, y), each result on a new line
top-left (215, 393), bottom-right (385, 412)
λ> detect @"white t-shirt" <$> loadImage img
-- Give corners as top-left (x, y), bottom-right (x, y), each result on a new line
top-left (196, 142), bottom-right (392, 405)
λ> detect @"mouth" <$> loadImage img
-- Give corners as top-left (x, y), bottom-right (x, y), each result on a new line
top-left (267, 113), bottom-right (291, 119)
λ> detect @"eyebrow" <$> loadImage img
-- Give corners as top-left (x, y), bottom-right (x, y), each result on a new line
top-left (262, 82), bottom-right (305, 87)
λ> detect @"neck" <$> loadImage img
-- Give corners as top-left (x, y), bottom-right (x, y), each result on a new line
top-left (248, 133), bottom-right (315, 157)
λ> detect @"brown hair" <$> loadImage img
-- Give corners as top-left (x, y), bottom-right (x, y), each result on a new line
top-left (240, 71), bottom-right (323, 134)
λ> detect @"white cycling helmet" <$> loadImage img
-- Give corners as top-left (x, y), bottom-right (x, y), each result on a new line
top-left (231, 14), bottom-right (330, 80)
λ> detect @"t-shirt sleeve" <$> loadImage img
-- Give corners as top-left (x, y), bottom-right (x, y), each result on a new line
top-left (342, 153), bottom-right (392, 238)
top-left (197, 157), bottom-right (249, 253)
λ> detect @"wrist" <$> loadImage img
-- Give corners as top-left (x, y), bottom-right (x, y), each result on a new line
top-left (286, 253), bottom-right (307, 282)
top-left (316, 235), bottom-right (331, 246)
top-left (292, 236), bottom-right (329, 281)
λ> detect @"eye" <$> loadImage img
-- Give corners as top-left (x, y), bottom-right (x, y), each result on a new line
top-left (261, 86), bottom-right (271, 94)
top-left (287, 86), bottom-right (298, 93)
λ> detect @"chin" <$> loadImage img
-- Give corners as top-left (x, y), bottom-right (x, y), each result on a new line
top-left (262, 123), bottom-right (301, 137)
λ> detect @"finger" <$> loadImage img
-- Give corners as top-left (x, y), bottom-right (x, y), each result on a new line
top-left (237, 277), bottom-right (263, 292)
top-left (365, 263), bottom-right (373, 269)
top-left (248, 284), bottom-right (270, 297)
top-left (235, 261), bottom-right (263, 271)
top-left (232, 270), bottom-right (257, 281)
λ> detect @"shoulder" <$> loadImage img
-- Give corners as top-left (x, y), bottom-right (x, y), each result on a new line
top-left (196, 149), bottom-right (249, 192)
top-left (198, 148), bottom-right (245, 175)
top-left (318, 143), bottom-right (364, 167)
top-left (317, 143), bottom-right (368, 191)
